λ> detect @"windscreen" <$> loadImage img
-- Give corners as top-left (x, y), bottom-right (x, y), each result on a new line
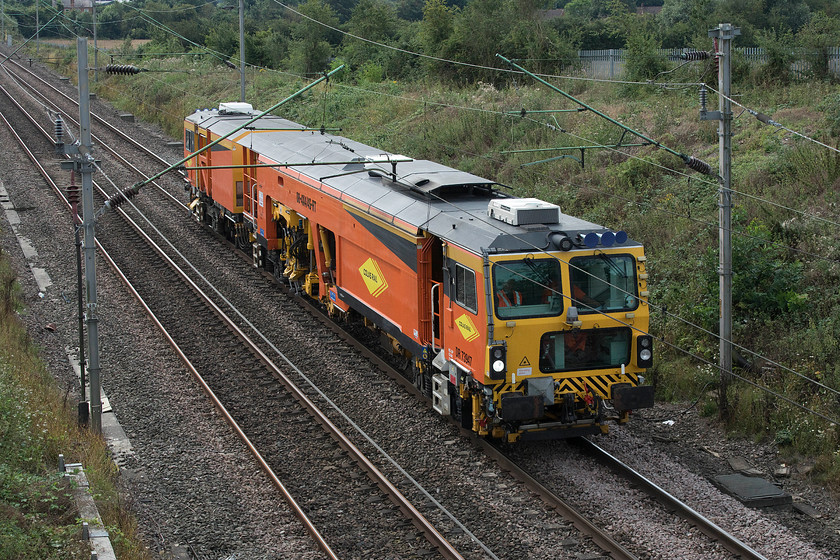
top-left (569, 254), bottom-right (638, 314)
top-left (539, 327), bottom-right (632, 372)
top-left (493, 259), bottom-right (563, 319)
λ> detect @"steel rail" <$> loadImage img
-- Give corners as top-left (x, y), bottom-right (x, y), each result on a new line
top-left (577, 438), bottom-right (769, 560)
top-left (0, 103), bottom-right (346, 558)
top-left (0, 82), bottom-right (463, 560)
top-left (5, 57), bottom-right (179, 170)
top-left (483, 439), bottom-right (639, 560)
top-left (1, 61), bottom-right (187, 211)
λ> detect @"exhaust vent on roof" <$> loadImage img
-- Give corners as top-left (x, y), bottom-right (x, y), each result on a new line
top-left (488, 198), bottom-right (561, 226)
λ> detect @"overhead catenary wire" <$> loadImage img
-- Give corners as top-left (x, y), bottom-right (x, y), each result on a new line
top-left (126, 0), bottom-right (840, 238)
top-left (259, 0), bottom-right (839, 233)
top-left (45, 6), bottom-right (837, 422)
top-left (706, 84), bottom-right (840, 156)
top-left (171, 25), bottom-right (839, 237)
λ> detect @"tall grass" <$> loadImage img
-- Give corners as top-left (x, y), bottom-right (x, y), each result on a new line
top-left (0, 249), bottom-right (150, 558)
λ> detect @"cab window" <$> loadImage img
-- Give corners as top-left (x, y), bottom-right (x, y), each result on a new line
top-left (539, 327), bottom-right (631, 372)
top-left (454, 264), bottom-right (477, 313)
top-left (570, 254), bottom-right (638, 314)
top-left (493, 259), bottom-right (563, 319)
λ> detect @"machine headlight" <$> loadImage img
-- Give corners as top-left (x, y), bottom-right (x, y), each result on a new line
top-left (489, 345), bottom-right (506, 379)
top-left (637, 335), bottom-right (653, 367)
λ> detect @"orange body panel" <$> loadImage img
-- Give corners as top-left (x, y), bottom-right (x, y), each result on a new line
top-left (440, 246), bottom-right (488, 383)
top-left (250, 163), bottom-right (428, 351)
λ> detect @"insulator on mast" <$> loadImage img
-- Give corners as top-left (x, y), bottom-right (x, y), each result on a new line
top-left (680, 50), bottom-right (711, 60)
top-left (683, 155), bottom-right (713, 175)
top-left (54, 114), bottom-right (64, 143)
top-left (713, 38), bottom-right (720, 74)
top-left (104, 64), bottom-right (143, 75)
top-left (699, 84), bottom-right (708, 113)
top-left (103, 184), bottom-right (141, 211)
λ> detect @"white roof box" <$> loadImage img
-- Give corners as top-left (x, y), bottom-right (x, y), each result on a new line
top-left (218, 102), bottom-right (254, 115)
top-left (487, 198), bottom-right (561, 226)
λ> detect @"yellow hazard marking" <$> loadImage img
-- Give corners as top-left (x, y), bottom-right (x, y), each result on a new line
top-left (359, 258), bottom-right (388, 297)
top-left (455, 313), bottom-right (479, 342)
top-left (519, 356), bottom-right (530, 366)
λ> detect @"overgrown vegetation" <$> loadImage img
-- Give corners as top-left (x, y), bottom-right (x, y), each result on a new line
top-left (8, 0), bottom-right (840, 486)
top-left (0, 251), bottom-right (149, 559)
top-left (9, 0), bottom-right (838, 84)
top-left (94, 61), bottom-right (840, 486)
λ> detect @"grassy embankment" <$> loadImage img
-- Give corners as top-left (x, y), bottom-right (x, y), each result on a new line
top-left (45, 43), bottom-right (840, 487)
top-left (0, 253), bottom-right (150, 554)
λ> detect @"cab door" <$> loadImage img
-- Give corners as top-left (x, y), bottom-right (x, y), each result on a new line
top-left (418, 236), bottom-right (443, 350)
top-left (439, 246), bottom-right (486, 378)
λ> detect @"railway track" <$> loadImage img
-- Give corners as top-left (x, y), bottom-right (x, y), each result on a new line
top-left (0, 56), bottom-right (632, 560)
top-left (312, 289), bottom-right (769, 560)
top-left (576, 438), bottom-right (767, 559)
top-left (0, 73), bottom-right (469, 559)
top-left (0, 52), bottom-right (822, 560)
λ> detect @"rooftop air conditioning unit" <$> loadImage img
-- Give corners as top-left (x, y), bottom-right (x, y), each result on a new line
top-left (487, 198), bottom-right (561, 226)
top-left (218, 102), bottom-right (254, 115)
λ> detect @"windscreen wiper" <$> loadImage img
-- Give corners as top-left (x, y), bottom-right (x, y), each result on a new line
top-left (598, 252), bottom-right (628, 278)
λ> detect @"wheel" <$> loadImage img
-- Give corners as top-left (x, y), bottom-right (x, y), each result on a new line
top-left (211, 210), bottom-right (225, 234)
top-left (273, 260), bottom-right (286, 283)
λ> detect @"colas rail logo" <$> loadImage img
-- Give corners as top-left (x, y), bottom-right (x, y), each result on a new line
top-left (455, 314), bottom-right (479, 342)
top-left (359, 257), bottom-right (388, 297)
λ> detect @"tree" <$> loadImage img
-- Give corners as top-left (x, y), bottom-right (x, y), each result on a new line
top-left (417, 0), bottom-right (459, 78)
top-left (206, 24), bottom-right (240, 59)
top-left (624, 22), bottom-right (666, 81)
top-left (754, 28), bottom-right (795, 85)
top-left (341, 0), bottom-right (399, 76)
top-left (98, 2), bottom-right (138, 40)
top-left (420, 0), bottom-right (456, 50)
top-left (442, 0), bottom-right (513, 83)
top-left (286, 0), bottom-right (340, 75)
top-left (397, 0), bottom-right (425, 21)
top-left (797, 11), bottom-right (840, 82)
